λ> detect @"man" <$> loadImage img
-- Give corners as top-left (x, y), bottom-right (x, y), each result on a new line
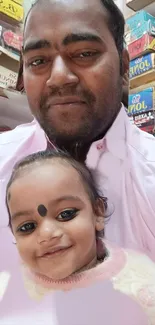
top-left (0, 0), bottom-right (155, 262)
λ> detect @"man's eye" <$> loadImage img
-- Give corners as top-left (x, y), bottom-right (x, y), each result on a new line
top-left (73, 51), bottom-right (99, 59)
top-left (18, 223), bottom-right (36, 233)
top-left (30, 58), bottom-right (46, 67)
top-left (57, 209), bottom-right (79, 222)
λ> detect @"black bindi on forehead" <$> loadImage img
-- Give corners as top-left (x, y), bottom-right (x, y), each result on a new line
top-left (37, 204), bottom-right (47, 217)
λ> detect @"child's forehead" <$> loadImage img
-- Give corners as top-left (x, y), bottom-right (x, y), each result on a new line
top-left (17, 158), bottom-right (76, 177)
top-left (8, 159), bottom-right (90, 208)
top-left (12, 159), bottom-right (82, 191)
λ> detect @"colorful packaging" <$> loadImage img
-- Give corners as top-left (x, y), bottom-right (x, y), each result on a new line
top-left (128, 33), bottom-right (155, 60)
top-left (128, 87), bottom-right (155, 116)
top-left (0, 0), bottom-right (24, 22)
top-left (125, 10), bottom-right (155, 45)
top-left (130, 53), bottom-right (155, 88)
top-left (125, 10), bottom-right (155, 34)
top-left (133, 111), bottom-right (155, 135)
top-left (0, 21), bottom-right (22, 56)
top-left (12, 0), bottom-right (23, 5)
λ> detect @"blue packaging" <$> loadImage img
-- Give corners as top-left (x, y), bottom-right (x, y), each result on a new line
top-left (125, 10), bottom-right (155, 44)
top-left (128, 87), bottom-right (155, 116)
top-left (129, 53), bottom-right (155, 79)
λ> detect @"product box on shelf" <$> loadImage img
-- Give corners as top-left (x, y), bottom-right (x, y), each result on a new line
top-left (0, 52), bottom-right (18, 89)
top-left (0, 0), bottom-right (24, 22)
top-left (128, 86), bottom-right (155, 116)
top-left (133, 111), bottom-right (155, 135)
top-left (125, 11), bottom-right (155, 46)
top-left (0, 20), bottom-right (22, 57)
top-left (128, 33), bottom-right (155, 60)
top-left (130, 53), bottom-right (155, 88)
top-left (12, 0), bottom-right (23, 5)
top-left (126, 10), bottom-right (155, 34)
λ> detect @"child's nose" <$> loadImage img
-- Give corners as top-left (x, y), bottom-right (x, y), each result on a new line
top-left (37, 219), bottom-right (63, 244)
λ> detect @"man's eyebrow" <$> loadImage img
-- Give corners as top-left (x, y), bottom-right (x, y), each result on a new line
top-left (62, 33), bottom-right (103, 46)
top-left (23, 39), bottom-right (51, 54)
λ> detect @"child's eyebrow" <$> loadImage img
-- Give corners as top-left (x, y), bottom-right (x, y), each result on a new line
top-left (11, 210), bottom-right (33, 221)
top-left (52, 195), bottom-right (83, 204)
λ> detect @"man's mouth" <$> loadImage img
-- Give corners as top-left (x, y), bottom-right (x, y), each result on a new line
top-left (48, 96), bottom-right (86, 107)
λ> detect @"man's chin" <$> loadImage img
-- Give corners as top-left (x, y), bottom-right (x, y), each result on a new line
top-left (43, 126), bottom-right (87, 145)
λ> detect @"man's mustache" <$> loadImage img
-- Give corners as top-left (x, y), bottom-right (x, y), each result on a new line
top-left (39, 86), bottom-right (96, 111)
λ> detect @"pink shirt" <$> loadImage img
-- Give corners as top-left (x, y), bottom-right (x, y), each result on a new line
top-left (1, 106), bottom-right (155, 257)
top-left (1, 243), bottom-right (155, 324)
top-left (21, 243), bottom-right (155, 324)
top-left (1, 106), bottom-right (155, 323)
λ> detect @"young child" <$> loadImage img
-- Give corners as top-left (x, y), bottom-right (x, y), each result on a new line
top-left (6, 150), bottom-right (155, 324)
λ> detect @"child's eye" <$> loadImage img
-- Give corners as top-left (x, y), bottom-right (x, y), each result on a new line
top-left (17, 222), bottom-right (37, 234)
top-left (57, 209), bottom-right (79, 222)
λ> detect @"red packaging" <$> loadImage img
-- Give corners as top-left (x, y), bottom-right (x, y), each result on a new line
top-left (0, 20), bottom-right (23, 55)
top-left (128, 33), bottom-right (155, 60)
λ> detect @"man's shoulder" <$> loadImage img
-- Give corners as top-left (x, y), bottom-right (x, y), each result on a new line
top-left (0, 121), bottom-right (36, 146)
top-left (130, 125), bottom-right (155, 162)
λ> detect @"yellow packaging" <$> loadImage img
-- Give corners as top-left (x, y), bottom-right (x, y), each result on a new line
top-left (12, 0), bottom-right (23, 5)
top-left (0, 0), bottom-right (24, 22)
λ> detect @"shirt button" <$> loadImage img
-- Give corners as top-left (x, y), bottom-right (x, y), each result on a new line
top-left (97, 143), bottom-right (103, 150)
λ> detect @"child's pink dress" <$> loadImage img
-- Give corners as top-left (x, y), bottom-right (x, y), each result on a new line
top-left (21, 243), bottom-right (155, 325)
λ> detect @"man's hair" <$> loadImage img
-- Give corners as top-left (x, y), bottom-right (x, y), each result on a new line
top-left (6, 149), bottom-right (108, 231)
top-left (24, 0), bottom-right (125, 56)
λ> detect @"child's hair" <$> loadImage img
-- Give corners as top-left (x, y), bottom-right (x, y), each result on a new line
top-left (6, 149), bottom-right (108, 233)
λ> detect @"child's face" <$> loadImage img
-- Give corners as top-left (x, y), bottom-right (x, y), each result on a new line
top-left (8, 161), bottom-right (104, 280)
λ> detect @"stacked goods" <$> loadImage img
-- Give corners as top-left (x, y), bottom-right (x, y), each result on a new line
top-left (126, 10), bottom-right (155, 59)
top-left (128, 85), bottom-right (155, 134)
top-left (130, 53), bottom-right (155, 89)
top-left (125, 10), bottom-right (155, 135)
top-left (0, 0), bottom-right (24, 91)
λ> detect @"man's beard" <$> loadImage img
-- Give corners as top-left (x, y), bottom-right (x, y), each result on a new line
top-left (35, 81), bottom-right (122, 149)
top-left (37, 86), bottom-right (97, 146)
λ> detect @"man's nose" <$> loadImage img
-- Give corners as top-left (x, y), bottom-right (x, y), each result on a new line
top-left (37, 219), bottom-right (63, 244)
top-left (46, 56), bottom-right (79, 89)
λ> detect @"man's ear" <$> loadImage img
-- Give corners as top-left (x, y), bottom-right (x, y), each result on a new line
top-left (16, 52), bottom-right (24, 92)
top-left (94, 198), bottom-right (105, 233)
top-left (121, 49), bottom-right (130, 107)
top-left (122, 48), bottom-right (130, 77)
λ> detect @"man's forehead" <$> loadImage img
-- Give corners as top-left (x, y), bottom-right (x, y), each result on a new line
top-left (32, 0), bottom-right (102, 11)
top-left (24, 0), bottom-right (109, 41)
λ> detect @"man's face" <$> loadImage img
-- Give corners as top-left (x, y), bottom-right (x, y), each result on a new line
top-left (23, 0), bottom-right (124, 144)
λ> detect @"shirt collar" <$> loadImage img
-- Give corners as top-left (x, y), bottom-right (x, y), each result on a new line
top-left (86, 105), bottom-right (129, 169)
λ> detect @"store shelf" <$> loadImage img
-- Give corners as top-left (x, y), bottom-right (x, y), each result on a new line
top-left (0, 46), bottom-right (20, 61)
top-left (0, 88), bottom-right (32, 128)
top-left (145, 2), bottom-right (155, 16)
top-left (126, 0), bottom-right (155, 12)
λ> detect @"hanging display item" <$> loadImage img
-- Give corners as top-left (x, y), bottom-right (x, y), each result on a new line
top-left (0, 0), bottom-right (24, 22)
